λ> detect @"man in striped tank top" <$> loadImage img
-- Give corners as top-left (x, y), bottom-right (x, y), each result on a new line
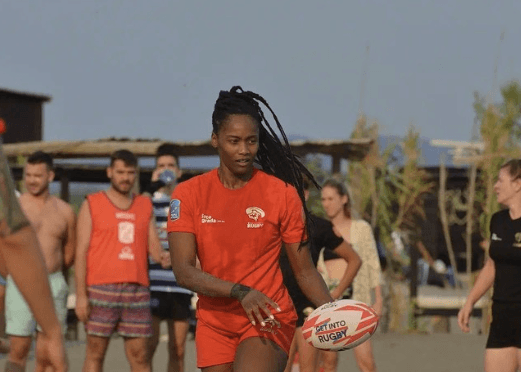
top-left (145, 144), bottom-right (193, 372)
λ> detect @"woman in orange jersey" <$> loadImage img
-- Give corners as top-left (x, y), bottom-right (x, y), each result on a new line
top-left (167, 86), bottom-right (334, 372)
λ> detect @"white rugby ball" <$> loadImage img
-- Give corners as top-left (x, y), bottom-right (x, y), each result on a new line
top-left (302, 299), bottom-right (379, 351)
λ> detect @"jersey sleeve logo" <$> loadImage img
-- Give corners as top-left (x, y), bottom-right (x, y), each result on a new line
top-left (170, 199), bottom-right (181, 221)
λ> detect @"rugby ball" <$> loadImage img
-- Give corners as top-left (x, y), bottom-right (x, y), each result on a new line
top-left (302, 299), bottom-right (379, 351)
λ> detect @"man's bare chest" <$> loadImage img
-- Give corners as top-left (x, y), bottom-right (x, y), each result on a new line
top-left (23, 201), bottom-right (67, 238)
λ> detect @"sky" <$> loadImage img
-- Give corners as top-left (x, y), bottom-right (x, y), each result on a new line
top-left (1, 0), bottom-right (520, 146)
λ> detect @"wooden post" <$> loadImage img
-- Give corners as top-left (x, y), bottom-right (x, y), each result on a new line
top-left (369, 165), bottom-right (378, 229)
top-left (15, 155), bottom-right (25, 192)
top-left (132, 166), bottom-right (141, 194)
top-left (438, 155), bottom-right (460, 287)
top-left (59, 169), bottom-right (70, 203)
top-left (409, 244), bottom-right (419, 329)
top-left (331, 155), bottom-right (341, 174)
top-left (466, 164), bottom-right (477, 288)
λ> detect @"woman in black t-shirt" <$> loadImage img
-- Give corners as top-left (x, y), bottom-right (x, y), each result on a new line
top-left (281, 183), bottom-right (361, 372)
top-left (458, 159), bottom-right (521, 372)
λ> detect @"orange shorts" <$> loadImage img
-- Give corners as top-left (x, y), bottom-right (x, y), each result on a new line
top-left (195, 315), bottom-right (296, 368)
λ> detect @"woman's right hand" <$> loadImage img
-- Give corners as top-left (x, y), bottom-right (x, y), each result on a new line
top-left (239, 289), bottom-right (281, 326)
top-left (457, 302), bottom-right (473, 333)
top-left (75, 294), bottom-right (91, 323)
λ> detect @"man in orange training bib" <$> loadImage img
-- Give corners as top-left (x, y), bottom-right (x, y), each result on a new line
top-left (75, 149), bottom-right (166, 372)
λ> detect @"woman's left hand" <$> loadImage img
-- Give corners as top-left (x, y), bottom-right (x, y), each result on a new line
top-left (239, 289), bottom-right (280, 326)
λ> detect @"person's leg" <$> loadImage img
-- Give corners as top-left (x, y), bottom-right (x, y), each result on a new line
top-left (484, 348), bottom-right (517, 372)
top-left (320, 350), bottom-right (339, 372)
top-left (201, 364), bottom-right (233, 372)
top-left (167, 293), bottom-right (192, 372)
top-left (353, 340), bottom-right (377, 372)
top-left (124, 337), bottom-right (150, 372)
top-left (234, 337), bottom-right (288, 372)
top-left (83, 335), bottom-right (110, 372)
top-left (168, 319), bottom-right (190, 372)
top-left (0, 281), bottom-right (9, 354)
top-left (5, 276), bottom-right (36, 371)
top-left (283, 334), bottom-right (298, 372)
top-left (6, 336), bottom-right (32, 371)
top-left (0, 282), bottom-right (6, 337)
top-left (147, 316), bottom-right (161, 371)
top-left (294, 327), bottom-right (319, 372)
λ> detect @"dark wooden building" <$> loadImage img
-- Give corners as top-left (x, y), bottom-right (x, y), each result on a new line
top-left (0, 88), bottom-right (51, 144)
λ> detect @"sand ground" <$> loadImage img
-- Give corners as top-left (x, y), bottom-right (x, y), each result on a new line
top-left (0, 329), bottom-right (489, 372)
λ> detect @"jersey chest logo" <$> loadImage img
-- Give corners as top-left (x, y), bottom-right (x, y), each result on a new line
top-left (246, 207), bottom-right (265, 229)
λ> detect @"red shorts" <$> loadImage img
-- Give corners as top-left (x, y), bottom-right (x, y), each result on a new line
top-left (195, 315), bottom-right (296, 368)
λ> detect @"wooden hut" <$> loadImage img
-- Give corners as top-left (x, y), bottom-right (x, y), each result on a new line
top-left (0, 87), bottom-right (51, 144)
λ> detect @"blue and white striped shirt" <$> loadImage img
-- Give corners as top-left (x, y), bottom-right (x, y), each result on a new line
top-left (148, 191), bottom-right (192, 294)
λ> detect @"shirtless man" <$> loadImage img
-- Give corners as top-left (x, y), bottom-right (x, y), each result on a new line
top-left (5, 151), bottom-right (76, 371)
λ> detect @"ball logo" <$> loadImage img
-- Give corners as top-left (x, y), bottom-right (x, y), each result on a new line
top-left (302, 300), bottom-right (379, 351)
top-left (246, 207), bottom-right (265, 221)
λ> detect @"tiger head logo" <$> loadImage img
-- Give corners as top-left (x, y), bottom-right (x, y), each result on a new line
top-left (246, 207), bottom-right (265, 221)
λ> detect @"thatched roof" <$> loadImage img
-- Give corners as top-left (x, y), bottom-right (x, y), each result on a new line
top-left (3, 137), bottom-right (374, 161)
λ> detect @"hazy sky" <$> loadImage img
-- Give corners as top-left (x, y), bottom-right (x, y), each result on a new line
top-left (1, 0), bottom-right (520, 145)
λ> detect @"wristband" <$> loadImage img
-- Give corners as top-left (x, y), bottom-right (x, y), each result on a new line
top-left (230, 283), bottom-right (252, 302)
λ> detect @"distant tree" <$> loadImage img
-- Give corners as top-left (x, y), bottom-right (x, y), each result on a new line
top-left (304, 154), bottom-right (330, 218)
top-left (474, 81), bottom-right (521, 239)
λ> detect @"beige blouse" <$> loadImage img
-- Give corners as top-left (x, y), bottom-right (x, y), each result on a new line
top-left (342, 219), bottom-right (383, 305)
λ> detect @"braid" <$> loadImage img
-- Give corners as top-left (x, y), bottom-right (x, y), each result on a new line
top-left (212, 86), bottom-right (319, 241)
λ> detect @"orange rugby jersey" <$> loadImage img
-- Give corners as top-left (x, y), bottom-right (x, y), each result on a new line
top-left (86, 191), bottom-right (152, 287)
top-left (167, 168), bottom-right (305, 332)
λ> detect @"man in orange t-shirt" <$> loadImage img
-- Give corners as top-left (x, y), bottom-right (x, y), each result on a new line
top-left (75, 149), bottom-right (165, 372)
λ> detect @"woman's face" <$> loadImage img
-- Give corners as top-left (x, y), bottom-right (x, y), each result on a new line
top-left (494, 167), bottom-right (521, 206)
top-left (211, 114), bottom-right (259, 178)
top-left (321, 185), bottom-right (348, 219)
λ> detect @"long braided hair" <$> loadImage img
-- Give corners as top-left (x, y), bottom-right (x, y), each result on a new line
top-left (212, 86), bottom-right (319, 239)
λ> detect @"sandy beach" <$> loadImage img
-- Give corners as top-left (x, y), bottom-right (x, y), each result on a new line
top-left (0, 330), bottom-right (488, 372)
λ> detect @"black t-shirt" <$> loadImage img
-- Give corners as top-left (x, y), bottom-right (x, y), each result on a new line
top-left (489, 209), bottom-right (521, 302)
top-left (280, 214), bottom-right (344, 309)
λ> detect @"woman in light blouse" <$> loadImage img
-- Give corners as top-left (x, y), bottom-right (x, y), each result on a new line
top-left (320, 179), bottom-right (383, 372)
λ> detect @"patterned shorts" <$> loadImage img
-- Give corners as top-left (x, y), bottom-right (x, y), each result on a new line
top-left (86, 283), bottom-right (152, 338)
